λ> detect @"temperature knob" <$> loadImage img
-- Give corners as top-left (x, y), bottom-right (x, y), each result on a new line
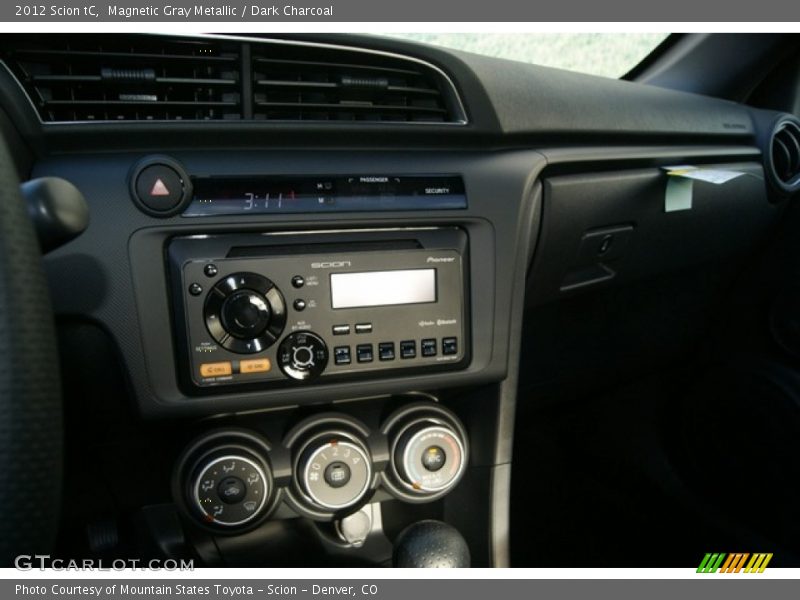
top-left (393, 421), bottom-right (466, 495)
top-left (277, 331), bottom-right (328, 380)
top-left (296, 433), bottom-right (372, 511)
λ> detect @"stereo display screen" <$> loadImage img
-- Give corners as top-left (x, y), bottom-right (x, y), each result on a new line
top-left (330, 269), bottom-right (437, 309)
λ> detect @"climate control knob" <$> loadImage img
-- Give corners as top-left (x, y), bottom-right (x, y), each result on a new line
top-left (190, 452), bottom-right (270, 528)
top-left (393, 421), bottom-right (466, 495)
top-left (296, 432), bottom-right (372, 511)
top-left (278, 331), bottom-right (328, 380)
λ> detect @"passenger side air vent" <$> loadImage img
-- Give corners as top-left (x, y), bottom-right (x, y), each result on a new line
top-left (768, 117), bottom-right (800, 194)
top-left (250, 43), bottom-right (465, 123)
top-left (1, 35), bottom-right (242, 122)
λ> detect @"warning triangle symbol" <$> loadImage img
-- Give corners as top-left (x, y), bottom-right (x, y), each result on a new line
top-left (150, 178), bottom-right (170, 196)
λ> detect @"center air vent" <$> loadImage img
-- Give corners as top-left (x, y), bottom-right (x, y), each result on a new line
top-left (0, 35), bottom-right (467, 125)
top-left (768, 117), bottom-right (800, 194)
top-left (1, 35), bottom-right (242, 122)
top-left (250, 43), bottom-right (465, 123)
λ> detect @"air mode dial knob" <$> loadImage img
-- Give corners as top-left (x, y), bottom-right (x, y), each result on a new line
top-left (191, 453), bottom-right (270, 528)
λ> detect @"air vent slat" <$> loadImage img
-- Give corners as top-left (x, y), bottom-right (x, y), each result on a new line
top-left (13, 49), bottom-right (237, 63)
top-left (254, 79), bottom-right (440, 97)
top-left (253, 57), bottom-right (419, 77)
top-left (32, 75), bottom-right (237, 86)
top-left (46, 100), bottom-right (238, 107)
top-left (1, 34), bottom-right (243, 122)
top-left (254, 101), bottom-right (447, 114)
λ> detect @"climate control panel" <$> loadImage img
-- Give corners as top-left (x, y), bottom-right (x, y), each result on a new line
top-left (175, 401), bottom-right (468, 532)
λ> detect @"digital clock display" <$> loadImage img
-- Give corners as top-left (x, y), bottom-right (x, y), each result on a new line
top-left (182, 175), bottom-right (466, 217)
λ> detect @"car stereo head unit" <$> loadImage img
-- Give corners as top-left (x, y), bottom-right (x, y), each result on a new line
top-left (168, 227), bottom-right (469, 392)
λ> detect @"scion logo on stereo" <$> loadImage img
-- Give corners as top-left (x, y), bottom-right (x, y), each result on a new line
top-left (311, 261), bottom-right (352, 269)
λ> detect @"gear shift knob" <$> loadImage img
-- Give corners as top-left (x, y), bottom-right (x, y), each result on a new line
top-left (392, 520), bottom-right (470, 568)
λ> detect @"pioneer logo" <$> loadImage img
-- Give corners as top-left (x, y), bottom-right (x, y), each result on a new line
top-left (426, 256), bottom-right (455, 263)
top-left (311, 261), bottom-right (352, 269)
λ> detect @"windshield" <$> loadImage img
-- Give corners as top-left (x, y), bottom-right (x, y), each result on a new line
top-left (382, 33), bottom-right (670, 79)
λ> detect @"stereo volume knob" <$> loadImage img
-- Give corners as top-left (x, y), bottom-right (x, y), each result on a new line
top-left (220, 290), bottom-right (270, 338)
top-left (278, 331), bottom-right (328, 380)
top-left (203, 272), bottom-right (287, 354)
top-left (394, 421), bottom-right (466, 494)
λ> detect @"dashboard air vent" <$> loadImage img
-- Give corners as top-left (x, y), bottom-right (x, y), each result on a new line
top-left (250, 43), bottom-right (464, 123)
top-left (1, 35), bottom-right (242, 122)
top-left (769, 118), bottom-right (800, 193)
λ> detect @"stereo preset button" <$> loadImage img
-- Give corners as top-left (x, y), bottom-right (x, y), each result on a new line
top-left (400, 340), bottom-right (416, 359)
top-left (355, 323), bottom-right (373, 334)
top-left (442, 337), bottom-right (458, 356)
top-left (356, 344), bottom-right (374, 363)
top-left (421, 338), bottom-right (437, 357)
top-left (332, 325), bottom-right (350, 336)
top-left (293, 299), bottom-right (307, 311)
top-left (378, 342), bottom-right (395, 361)
top-left (200, 362), bottom-right (233, 378)
top-left (204, 264), bottom-right (218, 277)
top-left (291, 275), bottom-right (305, 289)
top-left (189, 283), bottom-right (203, 296)
top-left (240, 358), bottom-right (271, 374)
top-left (334, 346), bottom-right (351, 365)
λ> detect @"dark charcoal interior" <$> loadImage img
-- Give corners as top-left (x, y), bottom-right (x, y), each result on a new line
top-left (0, 33), bottom-right (799, 568)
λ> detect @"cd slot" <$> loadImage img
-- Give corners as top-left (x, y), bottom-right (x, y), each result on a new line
top-left (227, 239), bottom-right (421, 258)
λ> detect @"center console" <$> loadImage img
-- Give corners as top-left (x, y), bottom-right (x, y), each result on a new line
top-left (38, 148), bottom-right (543, 567)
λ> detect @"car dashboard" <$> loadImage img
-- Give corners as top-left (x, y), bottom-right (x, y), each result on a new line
top-left (0, 32), bottom-right (797, 568)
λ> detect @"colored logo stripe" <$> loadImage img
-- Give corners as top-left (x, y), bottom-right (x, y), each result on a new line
top-left (697, 553), bottom-right (773, 573)
top-left (745, 553), bottom-right (773, 573)
top-left (719, 553), bottom-right (749, 573)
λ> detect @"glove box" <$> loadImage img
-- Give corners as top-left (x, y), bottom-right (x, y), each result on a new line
top-left (529, 162), bottom-right (782, 303)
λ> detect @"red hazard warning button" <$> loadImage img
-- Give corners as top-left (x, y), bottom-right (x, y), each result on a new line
top-left (133, 161), bottom-right (187, 215)
top-left (150, 178), bottom-right (171, 196)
